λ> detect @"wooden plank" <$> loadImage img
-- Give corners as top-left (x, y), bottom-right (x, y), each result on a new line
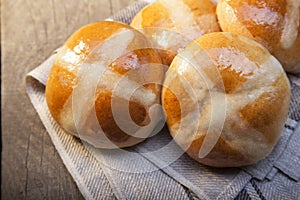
top-left (1, 0), bottom-right (135, 199)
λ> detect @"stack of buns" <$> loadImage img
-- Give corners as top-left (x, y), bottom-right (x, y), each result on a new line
top-left (46, 0), bottom-right (295, 167)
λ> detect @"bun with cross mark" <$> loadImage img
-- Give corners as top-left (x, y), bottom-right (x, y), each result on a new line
top-left (46, 21), bottom-right (164, 148)
top-left (216, 0), bottom-right (300, 73)
top-left (162, 32), bottom-right (290, 167)
top-left (130, 0), bottom-right (220, 65)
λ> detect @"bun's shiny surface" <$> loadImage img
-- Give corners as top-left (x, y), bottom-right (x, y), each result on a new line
top-left (130, 0), bottom-right (220, 65)
top-left (217, 0), bottom-right (300, 73)
top-left (46, 21), bottom-right (164, 148)
top-left (162, 32), bottom-right (290, 167)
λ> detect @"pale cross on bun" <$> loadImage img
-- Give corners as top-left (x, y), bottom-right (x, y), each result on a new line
top-left (46, 21), bottom-right (164, 148)
top-left (130, 0), bottom-right (220, 65)
top-left (217, 0), bottom-right (300, 73)
top-left (162, 32), bottom-right (290, 167)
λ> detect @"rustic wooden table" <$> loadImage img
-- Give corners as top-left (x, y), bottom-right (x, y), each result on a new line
top-left (2, 0), bottom-right (135, 199)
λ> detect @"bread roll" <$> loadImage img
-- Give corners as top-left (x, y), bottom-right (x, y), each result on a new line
top-left (130, 0), bottom-right (220, 65)
top-left (162, 32), bottom-right (290, 167)
top-left (46, 21), bottom-right (164, 148)
top-left (217, 0), bottom-right (300, 73)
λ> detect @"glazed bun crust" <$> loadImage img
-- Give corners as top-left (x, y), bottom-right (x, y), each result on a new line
top-left (131, 0), bottom-right (219, 32)
top-left (162, 32), bottom-right (290, 167)
top-left (130, 0), bottom-right (220, 65)
top-left (46, 21), bottom-right (164, 148)
top-left (273, 26), bottom-right (300, 73)
top-left (217, 0), bottom-right (300, 73)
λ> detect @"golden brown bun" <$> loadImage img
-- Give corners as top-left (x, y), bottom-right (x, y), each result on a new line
top-left (46, 21), bottom-right (164, 148)
top-left (162, 32), bottom-right (290, 167)
top-left (217, 0), bottom-right (300, 73)
top-left (130, 0), bottom-right (220, 66)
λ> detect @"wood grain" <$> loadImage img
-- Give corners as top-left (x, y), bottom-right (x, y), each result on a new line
top-left (1, 0), bottom-right (135, 199)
